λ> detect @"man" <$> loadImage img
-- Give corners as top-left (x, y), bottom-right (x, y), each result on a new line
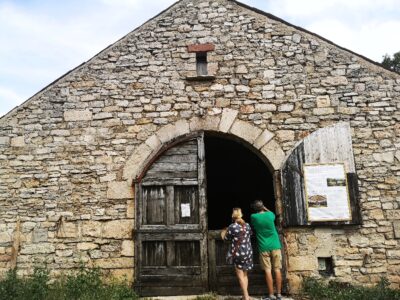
top-left (251, 200), bottom-right (282, 300)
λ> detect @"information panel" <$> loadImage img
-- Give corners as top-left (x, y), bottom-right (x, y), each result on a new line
top-left (303, 163), bottom-right (351, 222)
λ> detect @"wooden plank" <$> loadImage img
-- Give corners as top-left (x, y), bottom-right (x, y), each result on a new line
top-left (142, 186), bottom-right (166, 225)
top-left (303, 122), bottom-right (355, 173)
top-left (140, 266), bottom-right (202, 276)
top-left (175, 186), bottom-right (199, 224)
top-left (146, 162), bottom-right (198, 172)
top-left (175, 241), bottom-right (201, 266)
top-left (281, 143), bottom-right (307, 226)
top-left (197, 133), bottom-right (209, 291)
top-left (141, 241), bottom-right (166, 267)
top-left (138, 224), bottom-right (201, 232)
top-left (139, 276), bottom-right (204, 286)
top-left (138, 232), bottom-right (203, 241)
top-left (166, 186), bottom-right (175, 226)
top-left (141, 179), bottom-right (198, 186)
top-left (144, 171), bottom-right (198, 180)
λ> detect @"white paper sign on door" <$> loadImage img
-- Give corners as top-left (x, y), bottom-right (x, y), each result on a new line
top-left (181, 203), bottom-right (191, 218)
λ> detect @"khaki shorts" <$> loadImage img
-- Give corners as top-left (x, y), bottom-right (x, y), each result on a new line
top-left (259, 249), bottom-right (282, 270)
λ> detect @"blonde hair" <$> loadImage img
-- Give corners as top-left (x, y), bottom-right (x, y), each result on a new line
top-left (232, 207), bottom-right (245, 226)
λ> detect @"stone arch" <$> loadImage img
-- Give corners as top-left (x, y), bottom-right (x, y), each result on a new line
top-left (122, 109), bottom-right (285, 185)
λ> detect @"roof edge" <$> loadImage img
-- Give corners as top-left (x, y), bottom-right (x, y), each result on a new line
top-left (0, 0), bottom-right (184, 124)
top-left (229, 0), bottom-right (400, 77)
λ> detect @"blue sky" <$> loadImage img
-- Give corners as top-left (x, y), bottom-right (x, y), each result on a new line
top-left (1, 0), bottom-right (400, 117)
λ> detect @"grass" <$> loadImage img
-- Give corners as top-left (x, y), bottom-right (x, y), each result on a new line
top-left (301, 276), bottom-right (400, 300)
top-left (0, 266), bottom-right (138, 300)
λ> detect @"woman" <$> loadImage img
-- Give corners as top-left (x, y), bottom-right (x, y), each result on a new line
top-left (223, 207), bottom-right (253, 300)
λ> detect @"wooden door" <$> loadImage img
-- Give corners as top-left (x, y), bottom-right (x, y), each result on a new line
top-left (135, 135), bottom-right (208, 296)
top-left (208, 231), bottom-right (267, 295)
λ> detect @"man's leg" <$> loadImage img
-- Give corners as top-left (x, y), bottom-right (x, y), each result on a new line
top-left (260, 252), bottom-right (274, 298)
top-left (264, 268), bottom-right (274, 296)
top-left (274, 268), bottom-right (282, 295)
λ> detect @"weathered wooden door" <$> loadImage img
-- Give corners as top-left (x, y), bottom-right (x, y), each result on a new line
top-left (135, 134), bottom-right (208, 296)
top-left (208, 232), bottom-right (267, 295)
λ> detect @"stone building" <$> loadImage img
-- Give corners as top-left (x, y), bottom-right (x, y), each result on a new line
top-left (0, 0), bottom-right (399, 297)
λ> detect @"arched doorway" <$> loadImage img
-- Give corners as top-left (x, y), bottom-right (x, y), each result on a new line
top-left (134, 132), bottom-right (277, 296)
top-left (205, 134), bottom-right (275, 295)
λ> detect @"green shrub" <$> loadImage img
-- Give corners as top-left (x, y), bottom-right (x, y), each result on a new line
top-left (0, 266), bottom-right (138, 300)
top-left (301, 277), bottom-right (400, 300)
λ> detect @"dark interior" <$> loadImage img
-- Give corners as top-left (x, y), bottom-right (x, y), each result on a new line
top-left (205, 134), bottom-right (275, 230)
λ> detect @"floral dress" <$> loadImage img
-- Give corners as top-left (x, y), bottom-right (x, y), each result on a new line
top-left (224, 222), bottom-right (253, 270)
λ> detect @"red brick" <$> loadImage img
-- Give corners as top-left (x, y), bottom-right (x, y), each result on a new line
top-left (187, 43), bottom-right (215, 53)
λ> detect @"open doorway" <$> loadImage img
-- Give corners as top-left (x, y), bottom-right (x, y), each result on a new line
top-left (205, 134), bottom-right (275, 229)
top-left (204, 133), bottom-right (276, 295)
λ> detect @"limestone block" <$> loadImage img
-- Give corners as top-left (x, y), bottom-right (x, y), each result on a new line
top-left (219, 108), bottom-right (238, 132)
top-left (373, 152), bottom-right (394, 163)
top-left (56, 249), bottom-right (73, 257)
top-left (260, 140), bottom-right (285, 170)
top-left (189, 116), bottom-right (221, 132)
top-left (107, 181), bottom-right (134, 200)
top-left (57, 222), bottom-right (77, 238)
top-left (253, 129), bottom-right (274, 149)
top-left (349, 235), bottom-right (370, 247)
top-left (121, 240), bottom-right (134, 256)
top-left (255, 104), bottom-right (276, 112)
top-left (102, 220), bottom-right (133, 239)
top-left (20, 243), bottom-right (55, 254)
top-left (11, 136), bottom-right (25, 147)
top-left (387, 249), bottom-right (400, 259)
top-left (292, 33), bottom-right (301, 43)
top-left (127, 200), bottom-right (134, 219)
top-left (313, 107), bottom-right (335, 115)
top-left (145, 135), bottom-right (161, 150)
top-left (64, 110), bottom-right (92, 121)
top-left (321, 76), bottom-right (348, 86)
top-left (77, 243), bottom-right (98, 251)
top-left (156, 120), bottom-right (189, 143)
top-left (263, 70), bottom-right (275, 79)
top-left (338, 107), bottom-right (360, 115)
top-left (81, 221), bottom-right (102, 237)
top-left (236, 65), bottom-right (248, 74)
top-left (230, 120), bottom-right (262, 144)
top-left (0, 137), bottom-right (10, 146)
top-left (0, 232), bottom-right (12, 244)
top-left (93, 258), bottom-right (134, 269)
top-left (236, 85), bottom-right (250, 93)
top-left (316, 95), bottom-right (331, 107)
top-left (278, 104), bottom-right (294, 112)
top-left (32, 228), bottom-right (48, 243)
top-left (288, 256), bottom-right (316, 271)
top-left (287, 273), bottom-right (302, 294)
top-left (123, 143), bottom-right (153, 181)
top-left (276, 130), bottom-right (295, 142)
top-left (393, 221), bottom-right (400, 239)
top-left (109, 269), bottom-right (134, 283)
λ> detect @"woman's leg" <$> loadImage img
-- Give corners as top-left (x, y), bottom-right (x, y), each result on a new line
top-left (235, 268), bottom-right (250, 300)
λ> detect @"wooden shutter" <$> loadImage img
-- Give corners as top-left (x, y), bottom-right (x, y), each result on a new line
top-left (281, 123), bottom-right (361, 226)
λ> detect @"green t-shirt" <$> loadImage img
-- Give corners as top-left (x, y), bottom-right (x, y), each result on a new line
top-left (251, 211), bottom-right (281, 252)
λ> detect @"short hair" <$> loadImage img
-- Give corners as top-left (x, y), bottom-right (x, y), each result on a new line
top-left (251, 200), bottom-right (266, 212)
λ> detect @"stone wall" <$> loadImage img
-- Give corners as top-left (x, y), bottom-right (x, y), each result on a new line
top-left (0, 0), bottom-right (399, 293)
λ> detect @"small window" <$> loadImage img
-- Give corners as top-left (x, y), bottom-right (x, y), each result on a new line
top-left (318, 257), bottom-right (334, 277)
top-left (196, 52), bottom-right (208, 76)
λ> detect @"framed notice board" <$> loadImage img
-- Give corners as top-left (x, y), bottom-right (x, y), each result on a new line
top-left (303, 163), bottom-right (351, 222)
